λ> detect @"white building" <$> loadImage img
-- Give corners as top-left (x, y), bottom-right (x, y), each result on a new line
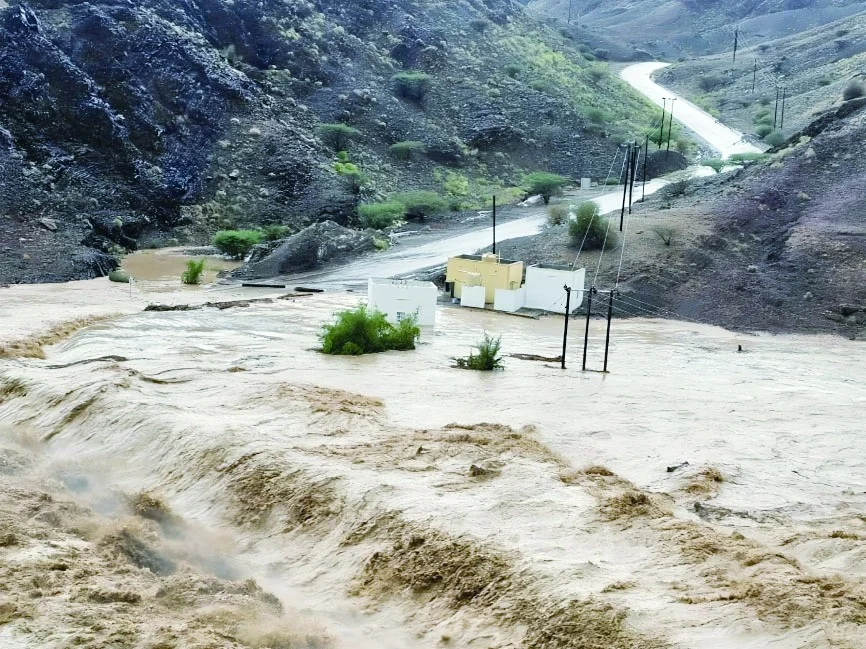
top-left (367, 278), bottom-right (437, 327)
top-left (523, 265), bottom-right (586, 314)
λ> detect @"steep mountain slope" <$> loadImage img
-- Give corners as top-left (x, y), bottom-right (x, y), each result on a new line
top-left (0, 0), bottom-right (654, 284)
top-left (526, 0), bottom-right (865, 59)
top-left (657, 10), bottom-right (866, 139)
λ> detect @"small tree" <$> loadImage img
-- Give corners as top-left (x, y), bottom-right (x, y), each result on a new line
top-left (524, 172), bottom-right (569, 204)
top-left (333, 152), bottom-right (368, 194)
top-left (317, 123), bottom-right (360, 150)
top-left (261, 224), bottom-right (290, 241)
top-left (181, 259), bottom-right (206, 285)
top-left (843, 81), bottom-right (865, 101)
top-left (320, 305), bottom-right (419, 355)
top-left (568, 202), bottom-right (614, 250)
top-left (213, 230), bottom-right (263, 259)
top-left (389, 141), bottom-right (425, 161)
top-left (548, 204), bottom-right (569, 226)
top-left (358, 202), bottom-right (405, 229)
top-left (455, 334), bottom-right (503, 371)
top-left (392, 72), bottom-right (432, 102)
top-left (391, 191), bottom-right (447, 219)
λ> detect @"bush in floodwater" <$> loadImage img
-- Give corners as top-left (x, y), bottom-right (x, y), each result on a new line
top-left (456, 333), bottom-right (503, 371)
top-left (181, 259), bottom-right (206, 285)
top-left (213, 230), bottom-right (263, 259)
top-left (320, 305), bottom-right (420, 355)
top-left (568, 202), bottom-right (615, 250)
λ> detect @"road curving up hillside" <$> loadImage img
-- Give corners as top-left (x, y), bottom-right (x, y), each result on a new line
top-left (621, 62), bottom-right (763, 159)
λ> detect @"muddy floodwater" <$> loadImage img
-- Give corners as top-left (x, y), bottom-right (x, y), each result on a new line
top-left (1, 279), bottom-right (865, 649)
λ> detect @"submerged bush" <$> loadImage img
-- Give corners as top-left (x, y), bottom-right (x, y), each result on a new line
top-left (181, 259), bottom-right (206, 285)
top-left (568, 202), bottom-right (614, 250)
top-left (524, 171), bottom-right (569, 204)
top-left (358, 201), bottom-right (405, 229)
top-left (392, 72), bottom-right (432, 102)
top-left (456, 334), bottom-right (503, 371)
top-left (317, 123), bottom-right (360, 150)
top-left (391, 190), bottom-right (447, 219)
top-left (320, 305), bottom-right (420, 355)
top-left (213, 230), bottom-right (263, 259)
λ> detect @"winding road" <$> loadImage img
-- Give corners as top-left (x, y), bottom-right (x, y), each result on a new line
top-left (279, 63), bottom-right (750, 289)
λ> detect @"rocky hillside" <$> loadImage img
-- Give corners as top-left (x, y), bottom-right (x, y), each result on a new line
top-left (656, 10), bottom-right (866, 139)
top-left (0, 0), bottom-right (655, 284)
top-left (526, 0), bottom-right (865, 59)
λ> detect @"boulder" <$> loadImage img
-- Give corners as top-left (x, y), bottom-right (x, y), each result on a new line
top-left (241, 221), bottom-right (376, 278)
top-left (38, 218), bottom-right (58, 231)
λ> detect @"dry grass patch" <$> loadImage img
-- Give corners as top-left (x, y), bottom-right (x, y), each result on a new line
top-left (0, 315), bottom-right (119, 359)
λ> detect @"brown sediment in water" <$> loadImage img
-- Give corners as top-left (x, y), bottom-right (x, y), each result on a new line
top-left (0, 377), bottom-right (28, 403)
top-left (682, 466), bottom-right (726, 495)
top-left (0, 315), bottom-right (120, 359)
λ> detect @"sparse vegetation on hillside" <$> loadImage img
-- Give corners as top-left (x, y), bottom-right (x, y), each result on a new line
top-left (568, 202), bottom-right (614, 250)
top-left (358, 202), bottom-right (405, 230)
top-left (391, 191), bottom-right (447, 220)
top-left (320, 305), bottom-right (419, 355)
top-left (317, 123), bottom-right (360, 150)
top-left (524, 172), bottom-right (570, 204)
top-left (388, 141), bottom-right (425, 160)
top-left (392, 72), bottom-right (432, 102)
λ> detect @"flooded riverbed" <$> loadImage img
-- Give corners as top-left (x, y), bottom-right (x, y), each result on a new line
top-left (1, 285), bottom-right (865, 648)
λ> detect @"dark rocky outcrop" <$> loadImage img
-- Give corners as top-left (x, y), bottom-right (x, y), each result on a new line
top-left (239, 221), bottom-right (377, 278)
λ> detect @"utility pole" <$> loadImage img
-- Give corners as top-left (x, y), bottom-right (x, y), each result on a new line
top-left (641, 135), bottom-right (649, 202)
top-left (492, 195), bottom-right (496, 255)
top-left (773, 85), bottom-right (780, 130)
top-left (666, 98), bottom-right (676, 155)
top-left (582, 287), bottom-right (596, 371)
top-left (752, 59), bottom-right (758, 95)
top-left (620, 143), bottom-right (631, 231)
top-left (602, 290), bottom-right (615, 373)
top-left (567, 0), bottom-right (573, 24)
top-left (659, 99), bottom-right (667, 149)
top-left (561, 285), bottom-right (571, 369)
top-left (780, 86), bottom-right (787, 129)
top-left (733, 25), bottom-right (739, 62)
top-left (628, 144), bottom-right (638, 214)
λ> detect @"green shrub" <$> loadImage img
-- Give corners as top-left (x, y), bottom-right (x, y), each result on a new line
top-left (843, 81), bottom-right (865, 100)
top-left (181, 259), bottom-right (206, 285)
top-left (662, 180), bottom-right (689, 198)
top-left (754, 114), bottom-right (774, 127)
top-left (755, 124), bottom-right (773, 138)
top-left (524, 172), bottom-right (569, 204)
top-left (389, 140), bottom-right (425, 160)
top-left (729, 152), bottom-right (768, 164)
top-left (698, 75), bottom-right (725, 92)
top-left (333, 152), bottom-right (368, 194)
top-left (391, 190), bottom-right (447, 219)
top-left (764, 131), bottom-right (786, 148)
top-left (392, 72), bottom-right (432, 102)
top-left (548, 204), bottom-right (569, 226)
top-left (586, 108), bottom-right (607, 124)
top-left (588, 66), bottom-right (607, 82)
top-left (213, 230), bottom-right (263, 259)
top-left (455, 334), bottom-right (503, 371)
top-left (261, 224), bottom-right (290, 241)
top-left (701, 158), bottom-right (725, 173)
top-left (593, 48), bottom-right (610, 60)
top-left (319, 305), bottom-right (420, 355)
top-left (568, 202), bottom-right (614, 250)
top-left (317, 123), bottom-right (360, 150)
top-left (504, 63), bottom-right (522, 78)
top-left (651, 225), bottom-right (676, 246)
top-left (469, 18), bottom-right (489, 32)
top-left (675, 138), bottom-right (691, 154)
top-left (818, 77), bottom-right (832, 87)
top-left (358, 201), bottom-right (405, 229)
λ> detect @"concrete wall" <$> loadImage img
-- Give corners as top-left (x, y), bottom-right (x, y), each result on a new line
top-left (446, 254), bottom-right (524, 303)
top-left (460, 285), bottom-right (486, 309)
top-left (524, 266), bottom-right (586, 314)
top-left (494, 287), bottom-right (526, 313)
top-left (368, 279), bottom-right (437, 327)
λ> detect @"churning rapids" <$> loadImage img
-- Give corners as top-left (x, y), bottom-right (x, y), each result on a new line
top-left (1, 275), bottom-right (865, 649)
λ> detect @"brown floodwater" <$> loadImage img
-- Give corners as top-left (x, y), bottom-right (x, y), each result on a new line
top-left (1, 283), bottom-right (865, 648)
top-left (120, 248), bottom-right (240, 290)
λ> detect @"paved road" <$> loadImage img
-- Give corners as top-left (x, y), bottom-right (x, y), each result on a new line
top-left (621, 62), bottom-right (763, 159)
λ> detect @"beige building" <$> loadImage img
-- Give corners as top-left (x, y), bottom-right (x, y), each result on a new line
top-left (445, 253), bottom-right (524, 304)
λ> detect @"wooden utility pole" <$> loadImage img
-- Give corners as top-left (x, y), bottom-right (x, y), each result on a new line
top-left (641, 135), bottom-right (649, 201)
top-left (582, 287), bottom-right (595, 371)
top-left (659, 99), bottom-right (667, 149)
top-left (602, 290), bottom-right (615, 373)
top-left (773, 86), bottom-right (780, 130)
top-left (666, 99), bottom-right (676, 155)
top-left (733, 25), bottom-right (739, 62)
top-left (492, 195), bottom-right (497, 255)
top-left (780, 86), bottom-right (787, 129)
top-left (567, 0), bottom-right (573, 24)
top-left (620, 143), bottom-right (632, 231)
top-left (752, 60), bottom-right (757, 94)
top-left (628, 144), bottom-right (638, 214)
top-left (561, 285), bottom-right (572, 369)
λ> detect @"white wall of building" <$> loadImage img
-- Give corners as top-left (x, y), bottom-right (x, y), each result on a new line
top-left (368, 279), bottom-right (437, 327)
top-left (494, 287), bottom-right (526, 313)
top-left (460, 285), bottom-right (486, 309)
top-left (524, 266), bottom-right (586, 314)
